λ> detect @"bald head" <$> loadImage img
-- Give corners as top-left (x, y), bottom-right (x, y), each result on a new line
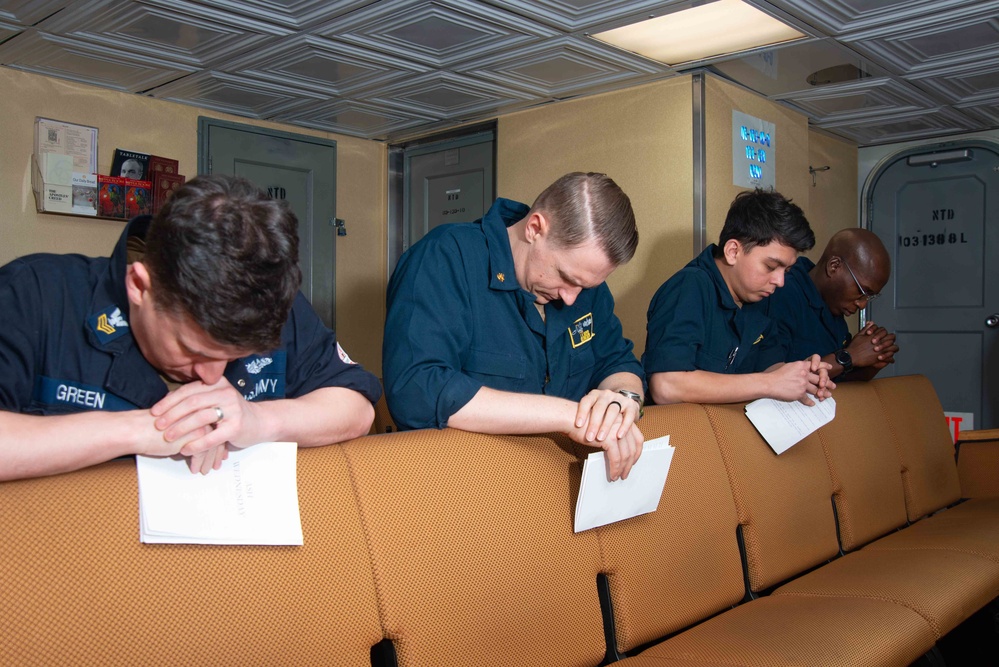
top-left (812, 228), bottom-right (890, 317)
top-left (821, 228), bottom-right (890, 279)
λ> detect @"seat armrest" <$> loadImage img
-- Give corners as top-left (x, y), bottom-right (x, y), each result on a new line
top-left (956, 431), bottom-right (999, 498)
top-left (956, 428), bottom-right (999, 444)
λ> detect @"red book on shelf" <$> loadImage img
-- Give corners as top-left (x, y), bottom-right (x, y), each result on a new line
top-left (152, 172), bottom-right (186, 214)
top-left (148, 155), bottom-right (180, 176)
top-left (125, 182), bottom-right (151, 218)
top-left (98, 175), bottom-right (151, 219)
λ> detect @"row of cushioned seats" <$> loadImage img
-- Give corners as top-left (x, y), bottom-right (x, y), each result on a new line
top-left (1, 375), bottom-right (996, 666)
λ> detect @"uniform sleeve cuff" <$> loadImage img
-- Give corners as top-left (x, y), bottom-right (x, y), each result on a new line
top-left (436, 372), bottom-right (483, 428)
top-left (642, 347), bottom-right (697, 375)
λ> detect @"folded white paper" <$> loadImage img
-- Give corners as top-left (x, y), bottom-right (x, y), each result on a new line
top-left (746, 396), bottom-right (836, 455)
top-left (136, 442), bottom-right (303, 545)
top-left (574, 435), bottom-right (674, 533)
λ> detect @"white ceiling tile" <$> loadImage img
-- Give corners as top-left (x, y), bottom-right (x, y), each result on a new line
top-left (762, 0), bottom-right (987, 36)
top-left (480, 0), bottom-right (683, 32)
top-left (775, 77), bottom-right (929, 122)
top-left (954, 97), bottom-right (999, 127)
top-left (911, 58), bottom-right (999, 105)
top-left (0, 0), bottom-right (69, 26)
top-left (276, 98), bottom-right (436, 139)
top-left (0, 28), bottom-right (196, 91)
top-left (147, 70), bottom-right (324, 118)
top-left (220, 34), bottom-right (432, 96)
top-left (313, 0), bottom-right (557, 68)
top-left (459, 35), bottom-right (665, 97)
top-left (37, 0), bottom-right (290, 68)
top-left (149, 0), bottom-right (371, 30)
top-left (360, 71), bottom-right (535, 118)
top-left (0, 20), bottom-right (21, 43)
top-left (842, 2), bottom-right (999, 75)
top-left (814, 106), bottom-right (984, 145)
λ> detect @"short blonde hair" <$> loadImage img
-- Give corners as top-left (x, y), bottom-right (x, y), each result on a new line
top-left (529, 172), bottom-right (638, 266)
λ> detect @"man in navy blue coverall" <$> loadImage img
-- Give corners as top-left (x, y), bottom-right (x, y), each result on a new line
top-left (0, 175), bottom-right (380, 481)
top-left (759, 228), bottom-right (898, 381)
top-left (644, 189), bottom-right (834, 406)
top-left (383, 172), bottom-right (645, 481)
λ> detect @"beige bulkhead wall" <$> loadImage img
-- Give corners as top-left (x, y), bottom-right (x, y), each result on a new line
top-left (0, 67), bottom-right (387, 375)
top-left (498, 74), bottom-right (859, 358)
top-left (805, 130), bottom-right (860, 255)
top-left (498, 77), bottom-right (695, 358)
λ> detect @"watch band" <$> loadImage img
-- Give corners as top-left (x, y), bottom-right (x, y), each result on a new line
top-left (835, 348), bottom-right (853, 374)
top-left (616, 389), bottom-right (644, 419)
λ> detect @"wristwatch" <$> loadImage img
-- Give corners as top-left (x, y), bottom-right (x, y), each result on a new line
top-left (617, 389), bottom-right (644, 420)
top-left (835, 348), bottom-right (854, 375)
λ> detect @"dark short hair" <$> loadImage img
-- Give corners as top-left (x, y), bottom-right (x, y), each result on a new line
top-left (530, 172), bottom-right (638, 266)
top-left (716, 188), bottom-right (815, 256)
top-left (143, 174), bottom-right (302, 351)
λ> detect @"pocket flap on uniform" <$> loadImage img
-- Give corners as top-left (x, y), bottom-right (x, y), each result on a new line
top-left (465, 348), bottom-right (527, 379)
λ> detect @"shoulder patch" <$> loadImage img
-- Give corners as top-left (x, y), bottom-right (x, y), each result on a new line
top-left (337, 342), bottom-right (356, 365)
top-left (88, 306), bottom-right (130, 344)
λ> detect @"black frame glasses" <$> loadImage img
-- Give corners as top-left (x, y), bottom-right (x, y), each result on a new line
top-left (843, 260), bottom-right (880, 303)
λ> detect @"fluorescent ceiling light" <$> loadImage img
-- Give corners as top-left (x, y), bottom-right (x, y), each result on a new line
top-left (591, 0), bottom-right (805, 67)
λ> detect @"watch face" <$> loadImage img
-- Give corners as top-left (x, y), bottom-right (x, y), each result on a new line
top-left (836, 349), bottom-right (852, 366)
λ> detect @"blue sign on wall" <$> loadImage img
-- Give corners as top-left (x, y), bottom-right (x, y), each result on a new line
top-left (732, 110), bottom-right (775, 189)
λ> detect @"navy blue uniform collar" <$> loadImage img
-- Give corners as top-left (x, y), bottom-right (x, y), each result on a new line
top-left (84, 216), bottom-right (167, 406)
top-left (793, 257), bottom-right (827, 312)
top-left (696, 244), bottom-right (740, 311)
top-left (698, 243), bottom-right (774, 349)
top-left (482, 198), bottom-right (529, 293)
top-left (85, 216), bottom-right (151, 351)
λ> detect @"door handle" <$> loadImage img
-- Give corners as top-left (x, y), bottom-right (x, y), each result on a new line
top-left (987, 314), bottom-right (999, 328)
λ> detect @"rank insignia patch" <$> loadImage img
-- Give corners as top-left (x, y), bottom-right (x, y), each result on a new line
top-left (568, 313), bottom-right (595, 348)
top-left (88, 306), bottom-right (130, 344)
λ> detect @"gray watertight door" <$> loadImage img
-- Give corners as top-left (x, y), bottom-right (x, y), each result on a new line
top-left (200, 118), bottom-right (338, 331)
top-left (866, 140), bottom-right (999, 429)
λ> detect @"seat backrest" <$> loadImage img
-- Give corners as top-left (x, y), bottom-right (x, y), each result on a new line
top-left (814, 381), bottom-right (910, 550)
top-left (702, 402), bottom-right (841, 592)
top-left (341, 428), bottom-right (607, 667)
top-left (596, 403), bottom-right (746, 652)
top-left (0, 447), bottom-right (383, 667)
top-left (871, 374), bottom-right (962, 520)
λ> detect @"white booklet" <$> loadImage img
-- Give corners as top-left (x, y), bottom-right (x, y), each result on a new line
top-left (574, 435), bottom-right (674, 533)
top-left (136, 442), bottom-right (303, 545)
top-left (745, 397), bottom-right (837, 455)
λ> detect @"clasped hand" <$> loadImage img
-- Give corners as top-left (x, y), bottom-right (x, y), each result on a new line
top-left (149, 378), bottom-right (262, 475)
top-left (849, 323), bottom-right (898, 369)
top-left (568, 389), bottom-right (644, 482)
top-left (766, 354), bottom-right (835, 406)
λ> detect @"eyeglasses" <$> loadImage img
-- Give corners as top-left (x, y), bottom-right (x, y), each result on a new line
top-left (843, 260), bottom-right (880, 303)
